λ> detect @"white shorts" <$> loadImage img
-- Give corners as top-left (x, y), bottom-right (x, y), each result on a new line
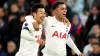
top-left (43, 53), bottom-right (66, 56)
top-left (42, 48), bottom-right (66, 56)
top-left (15, 50), bottom-right (38, 56)
top-left (15, 53), bottom-right (37, 56)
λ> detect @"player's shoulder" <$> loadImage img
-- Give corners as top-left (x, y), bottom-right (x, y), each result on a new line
top-left (25, 15), bottom-right (35, 23)
top-left (22, 20), bottom-right (33, 30)
top-left (22, 21), bottom-right (29, 27)
top-left (23, 21), bottom-right (29, 24)
top-left (45, 16), bottom-right (55, 21)
top-left (23, 21), bottom-right (32, 27)
top-left (46, 16), bottom-right (55, 19)
top-left (25, 15), bottom-right (33, 20)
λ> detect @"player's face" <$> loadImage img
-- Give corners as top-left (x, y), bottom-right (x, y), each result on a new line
top-left (55, 4), bottom-right (67, 19)
top-left (35, 8), bottom-right (46, 24)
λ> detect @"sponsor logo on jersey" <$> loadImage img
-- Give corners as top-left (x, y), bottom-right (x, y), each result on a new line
top-left (52, 31), bottom-right (66, 39)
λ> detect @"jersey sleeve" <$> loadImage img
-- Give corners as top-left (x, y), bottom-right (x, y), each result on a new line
top-left (66, 34), bottom-right (81, 55)
top-left (21, 21), bottom-right (37, 41)
top-left (21, 29), bottom-right (37, 42)
top-left (22, 21), bottom-right (34, 32)
top-left (66, 23), bottom-right (71, 32)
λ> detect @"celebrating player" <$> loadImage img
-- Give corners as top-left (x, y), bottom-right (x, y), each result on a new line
top-left (15, 3), bottom-right (46, 56)
top-left (25, 1), bottom-right (84, 56)
top-left (41, 1), bottom-right (84, 56)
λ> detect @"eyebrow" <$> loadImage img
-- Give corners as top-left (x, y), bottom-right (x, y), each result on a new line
top-left (39, 11), bottom-right (43, 12)
top-left (39, 11), bottom-right (45, 13)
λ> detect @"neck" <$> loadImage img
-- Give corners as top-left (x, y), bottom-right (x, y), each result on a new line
top-left (55, 16), bottom-right (62, 22)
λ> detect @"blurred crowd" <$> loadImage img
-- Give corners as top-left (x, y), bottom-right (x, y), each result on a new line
top-left (0, 0), bottom-right (100, 56)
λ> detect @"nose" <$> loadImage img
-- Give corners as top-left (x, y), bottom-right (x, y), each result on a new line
top-left (65, 9), bottom-right (67, 13)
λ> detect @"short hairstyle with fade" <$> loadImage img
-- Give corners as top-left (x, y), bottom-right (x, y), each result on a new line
top-left (52, 1), bottom-right (64, 10)
top-left (31, 3), bottom-right (44, 13)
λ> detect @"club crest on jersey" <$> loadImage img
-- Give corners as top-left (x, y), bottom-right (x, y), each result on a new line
top-left (52, 31), bottom-right (66, 39)
top-left (25, 23), bottom-right (28, 26)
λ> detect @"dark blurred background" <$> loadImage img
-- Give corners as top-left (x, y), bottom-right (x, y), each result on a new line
top-left (0, 0), bottom-right (100, 56)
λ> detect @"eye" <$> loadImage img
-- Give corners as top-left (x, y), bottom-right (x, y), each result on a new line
top-left (61, 8), bottom-right (64, 10)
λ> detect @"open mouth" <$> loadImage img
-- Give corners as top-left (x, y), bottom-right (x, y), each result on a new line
top-left (63, 14), bottom-right (66, 16)
top-left (40, 18), bottom-right (44, 21)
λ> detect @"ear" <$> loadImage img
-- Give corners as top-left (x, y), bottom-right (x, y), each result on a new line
top-left (33, 13), bottom-right (36, 17)
top-left (56, 9), bottom-right (59, 14)
top-left (53, 10), bottom-right (57, 14)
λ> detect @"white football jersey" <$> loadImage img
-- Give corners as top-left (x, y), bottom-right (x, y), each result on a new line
top-left (42, 16), bottom-right (70, 56)
top-left (21, 16), bottom-right (81, 56)
top-left (16, 15), bottom-right (42, 56)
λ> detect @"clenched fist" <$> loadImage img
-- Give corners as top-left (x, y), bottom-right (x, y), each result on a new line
top-left (36, 39), bottom-right (44, 45)
top-left (62, 17), bottom-right (71, 27)
top-left (79, 53), bottom-right (84, 56)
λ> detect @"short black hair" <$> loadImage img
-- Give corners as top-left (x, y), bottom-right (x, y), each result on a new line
top-left (52, 1), bottom-right (64, 10)
top-left (31, 3), bottom-right (44, 13)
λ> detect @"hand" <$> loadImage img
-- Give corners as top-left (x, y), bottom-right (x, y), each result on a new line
top-left (71, 50), bottom-right (76, 55)
top-left (79, 53), bottom-right (84, 56)
top-left (36, 39), bottom-right (44, 45)
top-left (62, 17), bottom-right (71, 27)
top-left (33, 22), bottom-right (39, 31)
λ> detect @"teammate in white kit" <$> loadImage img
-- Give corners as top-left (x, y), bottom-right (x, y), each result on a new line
top-left (25, 2), bottom-right (84, 56)
top-left (41, 1), bottom-right (84, 56)
top-left (15, 3), bottom-right (46, 56)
